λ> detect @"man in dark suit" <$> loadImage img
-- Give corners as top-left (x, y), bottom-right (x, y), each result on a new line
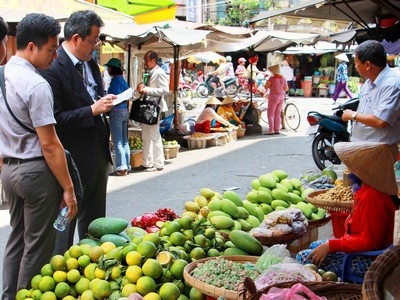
top-left (41, 10), bottom-right (117, 254)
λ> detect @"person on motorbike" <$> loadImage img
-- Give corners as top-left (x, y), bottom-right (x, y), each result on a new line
top-left (235, 57), bottom-right (247, 88)
top-left (209, 56), bottom-right (227, 91)
top-left (341, 40), bottom-right (400, 147)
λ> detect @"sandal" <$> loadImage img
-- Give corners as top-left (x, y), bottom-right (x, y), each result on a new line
top-left (265, 132), bottom-right (274, 135)
top-left (115, 170), bottom-right (128, 176)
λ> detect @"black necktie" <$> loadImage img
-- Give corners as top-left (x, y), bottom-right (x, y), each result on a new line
top-left (75, 61), bottom-right (83, 77)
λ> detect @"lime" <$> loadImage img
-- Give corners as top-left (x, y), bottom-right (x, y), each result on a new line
top-left (41, 291), bottom-right (57, 300)
top-left (121, 284), bottom-right (137, 297)
top-left (125, 250), bottom-right (143, 266)
top-left (125, 265), bottom-right (142, 283)
top-left (136, 276), bottom-right (156, 296)
top-left (68, 245), bottom-right (83, 259)
top-left (90, 279), bottom-right (111, 299)
top-left (169, 259), bottom-right (188, 280)
top-left (67, 269), bottom-right (81, 283)
top-left (55, 282), bottom-right (70, 299)
top-left (142, 233), bottom-right (161, 246)
top-left (75, 277), bottom-right (91, 295)
top-left (53, 270), bottom-right (67, 283)
top-left (156, 251), bottom-right (173, 267)
top-left (137, 241), bottom-right (157, 258)
top-left (142, 258), bottom-right (163, 279)
top-left (31, 274), bottom-right (43, 290)
top-left (189, 288), bottom-right (205, 300)
top-left (159, 282), bottom-right (180, 300)
top-left (169, 232), bottom-right (186, 247)
top-left (50, 255), bottom-right (67, 271)
top-left (38, 276), bottom-right (56, 292)
top-left (144, 292), bottom-right (161, 300)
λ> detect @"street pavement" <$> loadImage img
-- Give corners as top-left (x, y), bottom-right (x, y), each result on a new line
top-left (0, 95), bottom-right (343, 292)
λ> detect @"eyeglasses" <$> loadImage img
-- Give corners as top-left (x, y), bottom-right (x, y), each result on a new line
top-left (84, 37), bottom-right (102, 48)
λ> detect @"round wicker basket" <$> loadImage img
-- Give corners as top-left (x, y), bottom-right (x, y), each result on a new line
top-left (306, 190), bottom-right (354, 213)
top-left (255, 232), bottom-right (300, 246)
top-left (183, 255), bottom-right (259, 300)
top-left (307, 213), bottom-right (332, 228)
top-left (243, 278), bottom-right (362, 300)
top-left (362, 245), bottom-right (400, 300)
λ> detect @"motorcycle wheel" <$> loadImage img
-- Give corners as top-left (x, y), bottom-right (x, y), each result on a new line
top-left (226, 83), bottom-right (238, 97)
top-left (237, 87), bottom-right (250, 98)
top-left (196, 84), bottom-right (209, 98)
top-left (311, 132), bottom-right (342, 170)
top-left (179, 87), bottom-right (193, 99)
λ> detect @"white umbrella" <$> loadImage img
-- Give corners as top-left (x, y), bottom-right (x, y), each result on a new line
top-left (335, 53), bottom-right (349, 62)
top-left (187, 51), bottom-right (223, 64)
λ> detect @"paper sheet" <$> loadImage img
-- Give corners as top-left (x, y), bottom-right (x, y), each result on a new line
top-left (113, 88), bottom-right (134, 106)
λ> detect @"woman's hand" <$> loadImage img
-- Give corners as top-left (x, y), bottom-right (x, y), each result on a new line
top-left (307, 242), bottom-right (330, 266)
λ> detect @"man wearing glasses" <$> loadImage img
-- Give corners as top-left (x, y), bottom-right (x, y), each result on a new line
top-left (41, 10), bottom-right (117, 254)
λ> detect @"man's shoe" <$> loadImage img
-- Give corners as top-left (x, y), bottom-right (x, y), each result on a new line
top-left (156, 167), bottom-right (164, 171)
top-left (134, 165), bottom-right (152, 171)
top-left (144, 167), bottom-right (158, 172)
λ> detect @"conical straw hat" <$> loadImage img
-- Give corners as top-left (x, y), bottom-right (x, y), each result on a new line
top-left (335, 53), bottom-right (349, 62)
top-left (268, 64), bottom-right (282, 75)
top-left (334, 142), bottom-right (398, 195)
top-left (221, 96), bottom-right (236, 105)
top-left (205, 96), bottom-right (222, 105)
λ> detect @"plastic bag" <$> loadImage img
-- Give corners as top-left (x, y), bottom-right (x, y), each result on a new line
top-left (255, 244), bottom-right (291, 272)
top-left (259, 283), bottom-right (327, 300)
top-left (255, 263), bottom-right (318, 290)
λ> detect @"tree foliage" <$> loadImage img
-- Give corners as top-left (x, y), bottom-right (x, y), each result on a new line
top-left (218, 0), bottom-right (262, 26)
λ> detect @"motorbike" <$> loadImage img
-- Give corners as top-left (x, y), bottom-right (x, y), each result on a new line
top-left (196, 74), bottom-right (237, 98)
top-left (306, 97), bottom-right (359, 170)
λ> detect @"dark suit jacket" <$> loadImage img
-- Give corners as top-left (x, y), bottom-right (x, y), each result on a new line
top-left (41, 47), bottom-right (111, 184)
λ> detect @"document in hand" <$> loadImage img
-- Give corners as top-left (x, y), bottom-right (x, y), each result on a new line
top-left (113, 88), bottom-right (134, 106)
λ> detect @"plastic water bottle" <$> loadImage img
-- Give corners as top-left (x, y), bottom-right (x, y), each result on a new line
top-left (53, 207), bottom-right (69, 231)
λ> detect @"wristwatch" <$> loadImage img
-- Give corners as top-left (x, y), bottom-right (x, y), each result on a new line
top-left (351, 112), bottom-right (358, 121)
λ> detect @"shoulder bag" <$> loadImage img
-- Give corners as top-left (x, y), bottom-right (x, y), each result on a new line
top-left (0, 66), bottom-right (83, 202)
top-left (129, 96), bottom-right (161, 125)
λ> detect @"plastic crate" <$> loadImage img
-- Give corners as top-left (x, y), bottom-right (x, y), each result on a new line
top-left (329, 211), bottom-right (350, 238)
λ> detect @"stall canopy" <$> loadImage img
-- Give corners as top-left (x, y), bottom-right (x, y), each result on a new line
top-left (97, 0), bottom-right (177, 24)
top-left (250, 0), bottom-right (400, 42)
top-left (0, 0), bottom-right (135, 23)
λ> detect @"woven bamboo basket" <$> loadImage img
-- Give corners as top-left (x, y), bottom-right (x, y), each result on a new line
top-left (307, 190), bottom-right (354, 213)
top-left (362, 245), bottom-right (400, 300)
top-left (183, 255), bottom-right (259, 300)
top-left (307, 213), bottom-right (332, 228)
top-left (255, 231), bottom-right (301, 246)
top-left (242, 277), bottom-right (362, 300)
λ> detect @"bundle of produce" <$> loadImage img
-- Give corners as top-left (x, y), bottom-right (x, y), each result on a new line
top-left (254, 263), bottom-right (321, 290)
top-left (131, 208), bottom-right (178, 233)
top-left (249, 208), bottom-right (308, 239)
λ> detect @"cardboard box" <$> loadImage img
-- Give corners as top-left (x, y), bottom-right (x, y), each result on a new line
top-left (288, 227), bottom-right (318, 254)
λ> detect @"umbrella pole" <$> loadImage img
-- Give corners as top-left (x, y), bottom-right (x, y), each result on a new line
top-left (173, 45), bottom-right (180, 130)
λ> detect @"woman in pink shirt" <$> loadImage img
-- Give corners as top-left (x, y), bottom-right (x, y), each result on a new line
top-left (264, 64), bottom-right (288, 135)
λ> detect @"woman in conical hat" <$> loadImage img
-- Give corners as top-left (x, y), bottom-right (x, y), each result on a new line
top-left (296, 142), bottom-right (399, 277)
top-left (195, 96), bottom-right (231, 133)
top-left (264, 64), bottom-right (288, 135)
top-left (217, 96), bottom-right (244, 126)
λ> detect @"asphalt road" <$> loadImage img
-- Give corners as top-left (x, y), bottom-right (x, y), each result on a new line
top-left (0, 95), bottom-right (341, 293)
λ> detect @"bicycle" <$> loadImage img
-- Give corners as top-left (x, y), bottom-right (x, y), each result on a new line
top-left (257, 97), bottom-right (301, 131)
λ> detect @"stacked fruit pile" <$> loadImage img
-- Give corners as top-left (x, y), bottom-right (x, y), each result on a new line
top-left (129, 136), bottom-right (143, 150)
top-left (15, 169), bottom-right (337, 300)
